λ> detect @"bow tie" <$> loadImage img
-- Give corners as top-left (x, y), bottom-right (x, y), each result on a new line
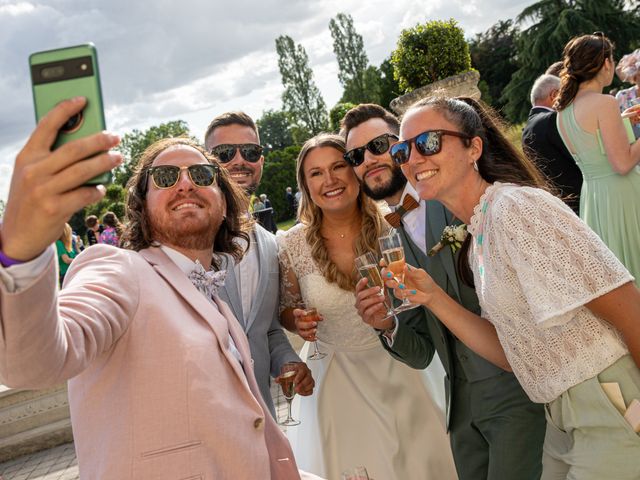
top-left (384, 195), bottom-right (419, 228)
top-left (188, 260), bottom-right (227, 299)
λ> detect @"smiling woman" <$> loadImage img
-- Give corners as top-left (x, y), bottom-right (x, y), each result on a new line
top-left (276, 133), bottom-right (457, 480)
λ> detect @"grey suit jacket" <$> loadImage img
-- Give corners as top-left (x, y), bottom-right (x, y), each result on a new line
top-left (382, 200), bottom-right (506, 427)
top-left (218, 224), bottom-right (300, 417)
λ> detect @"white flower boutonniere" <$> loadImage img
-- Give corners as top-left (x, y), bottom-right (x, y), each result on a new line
top-left (428, 224), bottom-right (468, 257)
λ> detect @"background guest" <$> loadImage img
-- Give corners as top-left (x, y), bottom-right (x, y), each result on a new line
top-left (84, 215), bottom-right (101, 246)
top-left (615, 48), bottom-right (640, 139)
top-left (555, 33), bottom-right (640, 285)
top-left (522, 74), bottom-right (582, 213)
top-left (55, 222), bottom-right (77, 286)
top-left (99, 211), bottom-right (123, 247)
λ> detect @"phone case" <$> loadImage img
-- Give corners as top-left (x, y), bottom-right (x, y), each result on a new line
top-left (29, 43), bottom-right (110, 185)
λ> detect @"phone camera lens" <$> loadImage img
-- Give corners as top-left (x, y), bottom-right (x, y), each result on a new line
top-left (60, 111), bottom-right (84, 134)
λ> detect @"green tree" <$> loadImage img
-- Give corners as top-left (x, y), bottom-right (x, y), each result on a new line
top-left (469, 20), bottom-right (519, 113)
top-left (256, 109), bottom-right (295, 153)
top-left (392, 19), bottom-right (472, 93)
top-left (377, 56), bottom-right (402, 109)
top-left (502, 0), bottom-right (640, 122)
top-left (258, 145), bottom-right (301, 221)
top-left (329, 102), bottom-right (356, 132)
top-left (275, 35), bottom-right (328, 135)
top-left (0, 199), bottom-right (5, 218)
top-left (329, 13), bottom-right (373, 103)
top-left (114, 120), bottom-right (194, 187)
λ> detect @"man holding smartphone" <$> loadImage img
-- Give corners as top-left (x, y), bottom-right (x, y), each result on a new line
top-left (0, 99), bottom-right (303, 479)
top-left (204, 111), bottom-right (313, 418)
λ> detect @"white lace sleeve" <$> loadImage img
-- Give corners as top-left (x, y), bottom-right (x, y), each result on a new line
top-left (488, 186), bottom-right (633, 328)
top-left (276, 229), bottom-right (304, 311)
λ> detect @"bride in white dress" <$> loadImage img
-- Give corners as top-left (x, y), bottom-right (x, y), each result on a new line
top-left (277, 134), bottom-right (457, 480)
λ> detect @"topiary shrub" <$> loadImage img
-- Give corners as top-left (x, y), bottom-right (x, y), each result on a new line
top-left (392, 19), bottom-right (472, 93)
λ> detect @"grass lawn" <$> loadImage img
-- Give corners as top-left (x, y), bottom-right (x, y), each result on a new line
top-left (276, 218), bottom-right (297, 231)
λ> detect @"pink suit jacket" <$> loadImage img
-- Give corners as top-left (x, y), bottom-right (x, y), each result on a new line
top-left (0, 244), bottom-right (300, 479)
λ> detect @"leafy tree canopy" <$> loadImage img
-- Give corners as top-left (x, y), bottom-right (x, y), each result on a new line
top-left (275, 35), bottom-right (328, 135)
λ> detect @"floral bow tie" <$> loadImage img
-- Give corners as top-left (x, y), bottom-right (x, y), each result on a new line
top-left (384, 195), bottom-right (419, 228)
top-left (188, 260), bottom-right (227, 299)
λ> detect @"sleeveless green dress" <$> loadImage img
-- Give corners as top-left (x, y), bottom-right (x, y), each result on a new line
top-left (557, 103), bottom-right (640, 286)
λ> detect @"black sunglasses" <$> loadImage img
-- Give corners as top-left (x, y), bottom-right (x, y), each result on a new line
top-left (146, 164), bottom-right (219, 190)
top-left (210, 143), bottom-right (263, 163)
top-left (343, 133), bottom-right (399, 167)
top-left (389, 130), bottom-right (472, 165)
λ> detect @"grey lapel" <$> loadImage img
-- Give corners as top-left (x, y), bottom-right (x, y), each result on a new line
top-left (217, 253), bottom-right (244, 328)
top-left (426, 201), bottom-right (461, 300)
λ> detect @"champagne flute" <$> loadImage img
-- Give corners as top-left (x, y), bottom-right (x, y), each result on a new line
top-left (301, 304), bottom-right (326, 360)
top-left (278, 362), bottom-right (301, 426)
top-left (341, 466), bottom-right (370, 480)
top-left (355, 252), bottom-right (395, 321)
top-left (378, 231), bottom-right (420, 312)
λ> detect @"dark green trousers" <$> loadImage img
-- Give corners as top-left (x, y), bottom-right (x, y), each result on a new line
top-left (449, 369), bottom-right (546, 480)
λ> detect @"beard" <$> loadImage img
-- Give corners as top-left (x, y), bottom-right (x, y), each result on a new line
top-left (147, 196), bottom-right (221, 251)
top-left (361, 164), bottom-right (407, 201)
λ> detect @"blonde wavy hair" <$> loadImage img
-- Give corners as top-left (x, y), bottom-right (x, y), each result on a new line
top-left (296, 133), bottom-right (387, 291)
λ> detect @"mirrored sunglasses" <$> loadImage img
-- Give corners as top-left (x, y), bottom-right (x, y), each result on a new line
top-left (389, 130), bottom-right (471, 165)
top-left (147, 164), bottom-right (219, 190)
top-left (210, 143), bottom-right (263, 163)
top-left (343, 133), bottom-right (398, 167)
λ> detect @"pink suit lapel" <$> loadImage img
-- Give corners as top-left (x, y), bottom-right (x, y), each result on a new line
top-left (139, 247), bottom-right (252, 391)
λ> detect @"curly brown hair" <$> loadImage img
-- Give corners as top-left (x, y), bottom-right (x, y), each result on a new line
top-left (120, 137), bottom-right (252, 267)
top-left (296, 133), bottom-right (386, 291)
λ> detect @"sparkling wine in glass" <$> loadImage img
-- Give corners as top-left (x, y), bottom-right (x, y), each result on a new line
top-left (341, 466), bottom-right (370, 480)
top-left (303, 306), bottom-right (327, 360)
top-left (379, 231), bottom-right (419, 312)
top-left (355, 252), bottom-right (395, 321)
top-left (278, 362), bottom-right (301, 426)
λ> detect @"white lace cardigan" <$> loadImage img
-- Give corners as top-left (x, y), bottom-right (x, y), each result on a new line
top-left (467, 183), bottom-right (631, 403)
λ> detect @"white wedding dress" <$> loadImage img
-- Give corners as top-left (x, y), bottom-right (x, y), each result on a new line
top-left (277, 225), bottom-right (457, 480)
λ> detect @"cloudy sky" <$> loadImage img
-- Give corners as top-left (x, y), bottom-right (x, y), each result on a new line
top-left (0, 0), bottom-right (535, 201)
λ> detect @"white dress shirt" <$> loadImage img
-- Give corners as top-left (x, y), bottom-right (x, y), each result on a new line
top-left (233, 230), bottom-right (259, 329)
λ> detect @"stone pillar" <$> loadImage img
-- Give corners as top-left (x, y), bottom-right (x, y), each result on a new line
top-left (0, 383), bottom-right (73, 462)
top-left (390, 70), bottom-right (481, 116)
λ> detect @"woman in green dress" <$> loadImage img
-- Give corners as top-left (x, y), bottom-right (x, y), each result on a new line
top-left (55, 223), bottom-right (77, 285)
top-left (555, 33), bottom-right (640, 285)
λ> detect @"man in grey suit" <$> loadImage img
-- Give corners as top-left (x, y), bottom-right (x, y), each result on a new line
top-left (342, 104), bottom-right (545, 480)
top-left (205, 112), bottom-right (313, 417)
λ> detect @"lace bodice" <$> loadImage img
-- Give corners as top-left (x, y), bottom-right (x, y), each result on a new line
top-left (276, 224), bottom-right (378, 348)
top-left (467, 183), bottom-right (631, 403)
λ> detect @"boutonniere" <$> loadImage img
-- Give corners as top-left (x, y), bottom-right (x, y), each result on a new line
top-left (428, 224), bottom-right (468, 257)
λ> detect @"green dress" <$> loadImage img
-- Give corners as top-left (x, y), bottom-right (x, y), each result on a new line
top-left (55, 240), bottom-right (76, 282)
top-left (557, 103), bottom-right (640, 286)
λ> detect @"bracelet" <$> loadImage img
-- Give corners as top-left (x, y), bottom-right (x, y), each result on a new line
top-left (0, 249), bottom-right (25, 268)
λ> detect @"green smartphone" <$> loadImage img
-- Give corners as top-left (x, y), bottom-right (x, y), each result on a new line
top-left (29, 43), bottom-right (111, 185)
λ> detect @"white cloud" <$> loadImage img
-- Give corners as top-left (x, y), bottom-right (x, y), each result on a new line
top-left (0, 0), bottom-right (537, 203)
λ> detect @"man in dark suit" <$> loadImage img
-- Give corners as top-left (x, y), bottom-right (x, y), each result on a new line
top-left (522, 74), bottom-right (583, 214)
top-left (342, 104), bottom-right (545, 480)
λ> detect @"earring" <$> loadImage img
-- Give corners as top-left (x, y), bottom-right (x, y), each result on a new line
top-left (473, 161), bottom-right (479, 172)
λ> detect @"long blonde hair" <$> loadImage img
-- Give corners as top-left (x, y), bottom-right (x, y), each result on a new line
top-left (59, 223), bottom-right (73, 252)
top-left (296, 133), bottom-right (386, 291)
